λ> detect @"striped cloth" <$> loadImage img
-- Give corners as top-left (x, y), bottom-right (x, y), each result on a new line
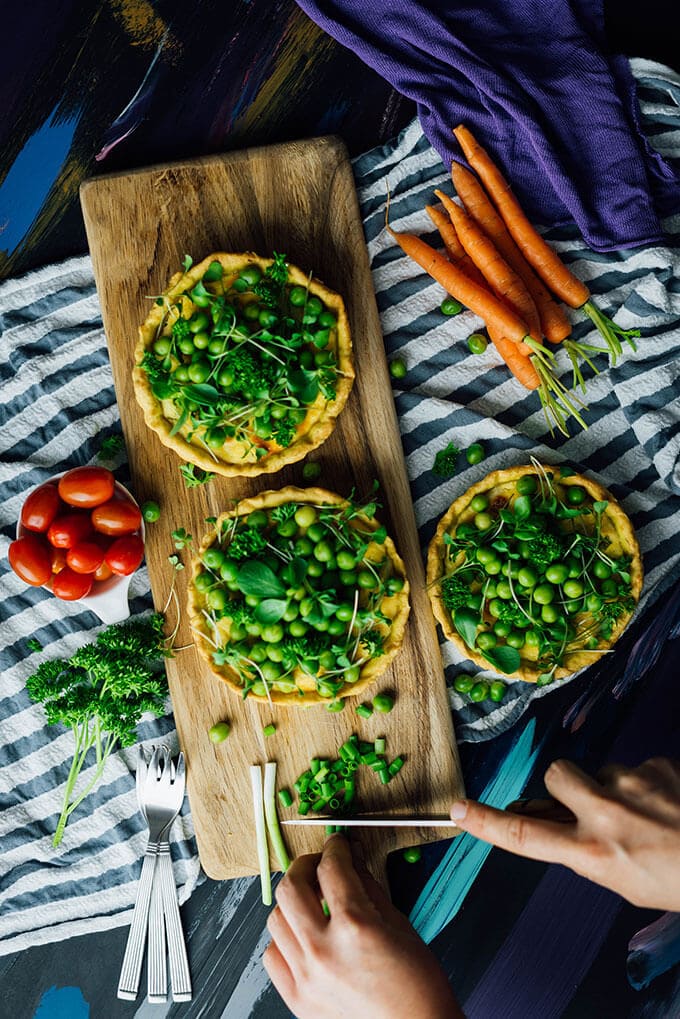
top-left (1, 57), bottom-right (679, 956)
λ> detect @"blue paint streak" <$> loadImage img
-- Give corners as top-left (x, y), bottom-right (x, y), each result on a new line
top-left (0, 103), bottom-right (79, 255)
top-left (409, 719), bottom-right (542, 943)
top-left (33, 986), bottom-right (89, 1019)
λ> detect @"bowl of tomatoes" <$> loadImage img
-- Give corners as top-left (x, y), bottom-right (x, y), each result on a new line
top-left (10, 466), bottom-right (145, 624)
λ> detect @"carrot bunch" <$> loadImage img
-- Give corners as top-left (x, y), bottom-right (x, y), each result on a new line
top-left (386, 124), bottom-right (640, 436)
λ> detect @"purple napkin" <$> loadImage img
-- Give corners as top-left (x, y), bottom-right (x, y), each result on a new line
top-left (295, 0), bottom-right (680, 251)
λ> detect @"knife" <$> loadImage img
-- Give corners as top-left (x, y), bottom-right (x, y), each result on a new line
top-left (282, 817), bottom-right (458, 828)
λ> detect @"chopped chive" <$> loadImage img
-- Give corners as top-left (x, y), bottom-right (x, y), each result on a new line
top-left (361, 752), bottom-right (379, 766)
top-left (298, 801), bottom-right (310, 816)
top-left (356, 704), bottom-right (373, 719)
top-left (321, 898), bottom-right (330, 916)
top-left (359, 741), bottom-right (373, 753)
top-left (263, 723), bottom-right (276, 737)
top-left (311, 758), bottom-right (321, 775)
top-left (377, 767), bottom-right (391, 785)
top-left (388, 756), bottom-right (404, 776)
top-left (321, 781), bottom-right (334, 799)
top-left (325, 824), bottom-right (336, 835)
top-left (328, 797), bottom-right (340, 810)
top-left (370, 758), bottom-right (386, 772)
top-left (312, 797), bottom-right (329, 812)
top-left (278, 788), bottom-right (293, 808)
top-left (375, 737), bottom-right (386, 754)
top-left (315, 766), bottom-right (330, 782)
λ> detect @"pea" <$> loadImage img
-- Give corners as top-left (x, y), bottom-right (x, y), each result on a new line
top-left (219, 558), bottom-right (238, 582)
top-left (386, 576), bottom-right (405, 595)
top-left (593, 560), bottom-right (612, 580)
top-left (209, 722), bottom-right (230, 744)
top-left (261, 661), bottom-right (283, 682)
top-left (153, 337), bottom-right (171, 357)
top-left (586, 594), bottom-right (602, 613)
top-left (441, 297), bottom-right (462, 316)
top-left (178, 337), bottom-right (195, 356)
top-left (249, 643), bottom-right (268, 663)
top-left (207, 588), bottom-right (227, 612)
top-left (302, 461), bottom-right (321, 481)
top-left (305, 560), bottom-right (323, 578)
top-left (206, 427), bottom-right (227, 449)
top-left (190, 285), bottom-right (211, 307)
top-left (203, 548), bottom-right (225, 570)
top-left (292, 537), bottom-right (312, 558)
top-left (533, 584), bottom-right (555, 605)
top-left (229, 623), bottom-right (246, 640)
top-left (344, 665), bottom-right (361, 683)
top-left (194, 571), bottom-right (213, 592)
top-left (501, 561), bottom-right (520, 579)
top-left (306, 522), bottom-right (324, 543)
top-left (485, 581), bottom-right (498, 599)
top-left (565, 599), bottom-right (581, 614)
top-left (470, 682), bottom-right (489, 702)
top-left (470, 494), bottom-right (489, 512)
top-left (334, 550), bottom-right (354, 572)
top-left (373, 693), bottom-right (394, 713)
top-left (289, 286), bottom-right (308, 307)
top-left (566, 485), bottom-right (586, 505)
top-left (389, 357), bottom-right (407, 380)
top-left (261, 624), bottom-right (284, 644)
top-left (189, 311), bottom-right (210, 333)
top-left (313, 540), bottom-right (333, 563)
top-left (192, 331), bottom-right (210, 350)
top-left (506, 631), bottom-right (525, 649)
top-left (357, 570), bottom-right (378, 589)
top-left (242, 301), bottom-right (261, 321)
top-left (489, 598), bottom-right (505, 618)
top-left (282, 603), bottom-right (299, 623)
top-left (563, 579), bottom-right (584, 598)
top-left (601, 579), bottom-right (618, 597)
top-left (586, 636), bottom-right (600, 650)
top-left (466, 443), bottom-right (485, 465)
top-left (340, 570), bottom-right (357, 587)
top-left (217, 367), bottom-right (234, 388)
top-left (319, 650), bottom-right (336, 671)
top-left (518, 566), bottom-right (537, 588)
top-left (316, 311), bottom-right (335, 328)
top-left (208, 339), bottom-right (226, 356)
top-left (484, 557), bottom-right (502, 575)
top-left (188, 360), bottom-right (211, 383)
top-left (141, 500), bottom-right (160, 522)
top-left (496, 580), bottom-right (512, 600)
top-left (173, 365), bottom-right (190, 382)
top-left (289, 620), bottom-right (308, 637)
top-left (541, 604), bottom-right (559, 623)
top-left (328, 618), bottom-right (346, 636)
top-left (305, 296), bottom-right (322, 317)
top-left (489, 681), bottom-right (506, 703)
top-left (476, 631), bottom-right (497, 650)
top-left (454, 674), bottom-right (474, 693)
top-left (467, 332), bottom-right (488, 355)
top-left (475, 512), bottom-right (493, 531)
top-left (493, 620), bottom-right (512, 637)
top-left (545, 563), bottom-right (569, 585)
top-left (524, 629), bottom-right (540, 648)
top-left (565, 557), bottom-right (581, 578)
top-left (276, 518), bottom-right (297, 538)
top-left (516, 475), bottom-right (537, 496)
top-left (476, 546), bottom-right (495, 565)
top-left (245, 592), bottom-right (261, 607)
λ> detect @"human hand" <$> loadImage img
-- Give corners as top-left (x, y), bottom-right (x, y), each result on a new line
top-left (450, 757), bottom-right (680, 910)
top-left (263, 834), bottom-right (462, 1019)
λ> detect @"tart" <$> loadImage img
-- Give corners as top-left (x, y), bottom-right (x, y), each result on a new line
top-left (188, 486), bottom-right (410, 705)
top-left (427, 463), bottom-right (642, 684)
top-left (133, 253), bottom-right (354, 476)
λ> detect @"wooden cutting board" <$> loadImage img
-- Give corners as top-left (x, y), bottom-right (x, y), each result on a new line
top-left (80, 136), bottom-right (464, 884)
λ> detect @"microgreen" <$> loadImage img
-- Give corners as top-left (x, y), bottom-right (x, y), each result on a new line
top-left (179, 464), bottom-right (215, 488)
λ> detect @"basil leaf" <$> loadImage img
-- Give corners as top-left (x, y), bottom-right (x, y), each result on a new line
top-left (453, 607), bottom-right (480, 649)
top-left (289, 556), bottom-right (308, 586)
top-left (169, 406), bottom-right (189, 437)
top-left (513, 495), bottom-right (532, 521)
top-left (556, 505), bottom-right (583, 519)
top-left (182, 383), bottom-right (222, 405)
top-left (151, 380), bottom-right (175, 400)
top-left (514, 527), bottom-right (539, 541)
top-left (236, 562), bottom-right (286, 599)
top-left (483, 645), bottom-right (521, 674)
top-left (254, 598), bottom-right (289, 624)
top-left (536, 671), bottom-right (555, 687)
top-left (593, 500), bottom-right (609, 515)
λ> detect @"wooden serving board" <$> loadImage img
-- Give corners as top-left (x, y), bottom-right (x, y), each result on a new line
top-left (80, 136), bottom-right (464, 883)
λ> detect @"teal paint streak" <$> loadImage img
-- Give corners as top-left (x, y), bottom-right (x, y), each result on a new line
top-left (33, 986), bottom-right (89, 1019)
top-left (410, 719), bottom-right (542, 944)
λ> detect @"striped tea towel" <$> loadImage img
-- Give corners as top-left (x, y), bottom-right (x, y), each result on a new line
top-left (0, 57), bottom-right (679, 955)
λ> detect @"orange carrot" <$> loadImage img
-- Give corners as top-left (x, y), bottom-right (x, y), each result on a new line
top-left (425, 204), bottom-right (487, 287)
top-left (386, 224), bottom-right (534, 352)
top-left (453, 125), bottom-right (589, 307)
top-left (487, 326), bottom-right (541, 389)
top-left (434, 188), bottom-right (542, 346)
top-left (451, 161), bottom-right (571, 343)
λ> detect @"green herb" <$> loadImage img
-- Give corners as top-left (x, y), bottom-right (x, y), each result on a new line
top-left (433, 441), bottom-right (460, 478)
top-left (172, 527), bottom-right (192, 550)
top-left (253, 252), bottom-right (289, 306)
top-left (25, 614), bottom-right (169, 847)
top-left (97, 434), bottom-right (125, 462)
top-left (168, 554), bottom-right (184, 571)
top-left (26, 638), bottom-right (43, 653)
top-left (179, 464), bottom-right (215, 488)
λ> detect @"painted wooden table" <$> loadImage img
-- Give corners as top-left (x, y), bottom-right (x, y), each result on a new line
top-left (1, 2), bottom-right (679, 1017)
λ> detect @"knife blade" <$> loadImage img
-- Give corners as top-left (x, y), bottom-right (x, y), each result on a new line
top-left (282, 817), bottom-right (458, 828)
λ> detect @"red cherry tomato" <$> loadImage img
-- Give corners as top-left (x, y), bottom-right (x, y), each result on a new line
top-left (20, 482), bottom-right (61, 533)
top-left (94, 560), bottom-right (113, 582)
top-left (58, 467), bottom-right (115, 508)
top-left (91, 498), bottom-right (142, 537)
top-left (9, 535), bottom-right (53, 586)
top-left (51, 548), bottom-right (68, 574)
top-left (66, 541), bottom-right (106, 575)
top-left (52, 567), bottom-right (93, 601)
top-left (105, 535), bottom-right (145, 576)
top-left (47, 513), bottom-right (93, 549)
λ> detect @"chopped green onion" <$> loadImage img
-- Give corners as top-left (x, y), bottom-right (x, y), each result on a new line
top-left (278, 788), bottom-right (293, 808)
top-left (356, 704), bottom-right (373, 719)
top-left (378, 768), bottom-right (391, 785)
top-left (311, 758), bottom-right (321, 775)
top-left (298, 800), bottom-right (310, 816)
top-left (403, 846), bottom-right (422, 863)
top-left (374, 737), bottom-right (386, 754)
top-left (250, 765), bottom-right (272, 905)
top-left (325, 824), bottom-right (336, 835)
top-left (388, 756), bottom-right (405, 776)
top-left (263, 723), bottom-right (276, 737)
top-left (321, 898), bottom-right (331, 916)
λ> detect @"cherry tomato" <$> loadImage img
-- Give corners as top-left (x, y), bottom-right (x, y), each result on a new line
top-left (91, 498), bottom-right (142, 537)
top-left (9, 535), bottom-right (53, 586)
top-left (20, 482), bottom-right (61, 532)
top-left (47, 513), bottom-right (93, 549)
top-left (93, 560), bottom-right (113, 582)
top-left (58, 467), bottom-right (115, 508)
top-left (105, 535), bottom-right (145, 576)
top-left (52, 567), bottom-right (93, 601)
top-left (66, 541), bottom-right (106, 575)
top-left (51, 548), bottom-right (68, 574)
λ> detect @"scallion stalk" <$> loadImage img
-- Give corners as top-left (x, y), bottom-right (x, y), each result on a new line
top-left (250, 765), bottom-right (272, 905)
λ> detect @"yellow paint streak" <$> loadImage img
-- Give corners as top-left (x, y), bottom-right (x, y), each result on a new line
top-left (107, 0), bottom-right (178, 52)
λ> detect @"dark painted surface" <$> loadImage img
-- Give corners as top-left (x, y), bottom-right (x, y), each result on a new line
top-left (2, 2), bottom-right (679, 1017)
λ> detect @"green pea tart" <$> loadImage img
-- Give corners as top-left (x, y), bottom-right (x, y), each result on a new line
top-left (188, 486), bottom-right (410, 704)
top-left (133, 253), bottom-right (354, 476)
top-left (427, 463), bottom-right (642, 684)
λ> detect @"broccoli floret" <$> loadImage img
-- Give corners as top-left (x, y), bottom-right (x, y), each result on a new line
top-left (433, 442), bottom-right (460, 479)
top-left (171, 317), bottom-right (191, 343)
top-left (494, 601), bottom-right (528, 626)
top-left (223, 349), bottom-right (277, 397)
top-left (441, 573), bottom-right (470, 613)
top-left (527, 532), bottom-right (562, 568)
top-left (227, 525), bottom-right (267, 561)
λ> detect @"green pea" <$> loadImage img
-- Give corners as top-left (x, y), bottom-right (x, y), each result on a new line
top-left (313, 540), bottom-right (334, 563)
top-left (249, 643), bottom-right (269, 663)
top-left (476, 546), bottom-right (496, 565)
top-left (593, 560), bottom-right (612, 580)
top-left (489, 681), bottom-right (506, 703)
top-left (289, 286), bottom-right (308, 307)
top-left (389, 358), bottom-right (407, 379)
top-left (282, 603), bottom-right (299, 622)
top-left (306, 522), bottom-right (325, 543)
top-left (319, 650), bottom-right (336, 671)
top-left (261, 624), bottom-right (284, 644)
top-left (328, 618), bottom-right (346, 636)
top-left (601, 579), bottom-right (618, 597)
top-left (194, 571), bottom-right (213, 592)
top-left (563, 579), bottom-right (584, 598)
top-left (294, 505), bottom-right (316, 529)
top-left (334, 550), bottom-right (355, 572)
top-left (153, 337), bottom-right (171, 357)
top-left (261, 661), bottom-right (283, 682)
top-left (178, 337), bottom-right (195, 356)
top-left (524, 629), bottom-right (540, 647)
top-left (344, 665), bottom-right (361, 683)
top-left (188, 360), bottom-right (210, 383)
top-left (373, 693), bottom-right (394, 713)
top-left (470, 682), bottom-right (489, 702)
top-left (476, 631), bottom-right (497, 650)
top-left (541, 604), bottom-right (559, 623)
top-left (516, 475), bottom-right (537, 496)
top-left (566, 557), bottom-right (581, 578)
top-left (189, 312), bottom-right (210, 333)
top-left (209, 722), bottom-right (230, 744)
top-left (335, 604), bottom-right (354, 623)
top-left (466, 443), bottom-right (485, 465)
top-left (319, 311), bottom-right (337, 328)
top-left (496, 581), bottom-right (512, 600)
top-left (545, 563), bottom-right (569, 585)
top-left (467, 332), bottom-right (488, 355)
top-left (173, 365), bottom-right (190, 382)
top-left (565, 485), bottom-right (586, 505)
top-left (203, 548), bottom-right (225, 570)
top-left (453, 674), bottom-right (475, 693)
top-left (357, 570), bottom-right (378, 589)
top-left (484, 557), bottom-right (502, 575)
top-left (506, 631), bottom-right (525, 649)
top-left (518, 566), bottom-right (537, 588)
top-left (219, 558), bottom-right (238, 582)
top-left (586, 636), bottom-right (600, 650)
top-left (258, 308), bottom-right (278, 329)
top-left (565, 599), bottom-right (581, 614)
top-left (289, 620), bottom-right (308, 637)
top-left (205, 427), bottom-right (227, 449)
top-left (501, 561), bottom-right (520, 579)
top-left (240, 265), bottom-right (262, 287)
top-left (441, 297), bottom-right (462, 316)
top-left (307, 559), bottom-right (324, 578)
top-left (217, 367), bottom-right (234, 388)
top-left (192, 332), bottom-right (210, 351)
top-left (586, 594), bottom-right (602, 613)
top-left (190, 285), bottom-right (211, 307)
top-left (207, 588), bottom-right (228, 612)
top-left (302, 461), bottom-right (322, 481)
top-left (485, 582), bottom-right (498, 599)
top-left (493, 620), bottom-right (512, 637)
top-left (470, 494), bottom-right (489, 512)
top-left (489, 598), bottom-right (505, 618)
top-left (141, 500), bottom-right (160, 522)
top-left (306, 297), bottom-right (323, 317)
top-left (475, 512), bottom-right (493, 531)
top-left (202, 261), bottom-right (224, 282)
top-left (245, 593), bottom-right (261, 607)
top-left (533, 584), bottom-right (555, 605)
top-left (229, 623), bottom-right (246, 640)
top-left (387, 576), bottom-right (405, 595)
top-left (241, 302), bottom-right (260, 322)
top-left (276, 518), bottom-right (297, 538)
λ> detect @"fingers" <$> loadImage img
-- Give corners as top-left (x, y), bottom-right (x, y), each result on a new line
top-left (543, 759), bottom-right (605, 814)
top-left (450, 798), bottom-right (579, 865)
top-left (262, 940), bottom-right (296, 1003)
top-left (349, 839), bottom-right (413, 933)
top-left (275, 852), bottom-right (326, 944)
top-left (317, 834), bottom-right (374, 918)
top-left (267, 904), bottom-right (301, 959)
top-left (505, 797), bottom-right (576, 824)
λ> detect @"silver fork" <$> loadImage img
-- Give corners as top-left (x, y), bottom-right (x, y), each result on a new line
top-left (117, 746), bottom-right (184, 1002)
top-left (156, 753), bottom-right (192, 1002)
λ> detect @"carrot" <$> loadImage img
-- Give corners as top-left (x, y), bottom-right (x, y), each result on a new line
top-left (434, 188), bottom-right (542, 346)
top-left (424, 204), bottom-right (487, 287)
top-left (386, 224), bottom-right (534, 352)
top-left (450, 162), bottom-right (571, 343)
top-left (487, 326), bottom-right (541, 389)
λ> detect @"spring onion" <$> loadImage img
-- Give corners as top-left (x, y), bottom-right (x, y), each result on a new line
top-left (356, 704), bottom-right (373, 719)
top-left (250, 765), bottom-right (272, 905)
top-left (278, 788), bottom-right (293, 808)
top-left (263, 761), bottom-right (290, 872)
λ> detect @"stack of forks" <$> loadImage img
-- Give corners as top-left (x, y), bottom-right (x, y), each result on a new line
top-left (117, 746), bottom-right (192, 1003)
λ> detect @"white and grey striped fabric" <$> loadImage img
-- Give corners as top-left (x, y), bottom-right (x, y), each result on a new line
top-left (1, 58), bottom-right (679, 955)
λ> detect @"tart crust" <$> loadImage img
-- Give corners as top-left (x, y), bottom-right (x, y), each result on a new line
top-left (188, 486), bottom-right (411, 704)
top-left (133, 253), bottom-right (355, 477)
top-left (427, 465), bottom-right (642, 683)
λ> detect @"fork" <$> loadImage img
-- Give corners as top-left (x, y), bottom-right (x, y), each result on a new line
top-left (117, 746), bottom-right (187, 1002)
top-left (156, 754), bottom-right (192, 1002)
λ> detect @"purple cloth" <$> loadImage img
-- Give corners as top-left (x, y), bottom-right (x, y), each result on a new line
top-left (296, 0), bottom-right (680, 251)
